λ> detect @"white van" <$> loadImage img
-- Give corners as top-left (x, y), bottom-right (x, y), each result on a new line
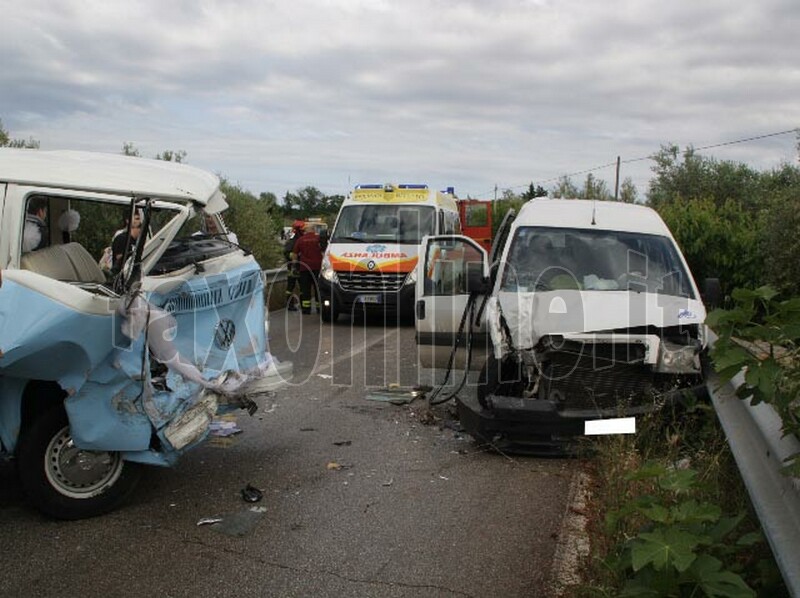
top-left (319, 184), bottom-right (460, 322)
top-left (415, 199), bottom-right (710, 451)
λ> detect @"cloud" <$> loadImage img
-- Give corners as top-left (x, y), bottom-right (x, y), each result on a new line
top-left (1, 0), bottom-right (798, 197)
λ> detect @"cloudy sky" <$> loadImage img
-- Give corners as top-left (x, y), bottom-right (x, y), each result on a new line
top-left (2, 0), bottom-right (798, 200)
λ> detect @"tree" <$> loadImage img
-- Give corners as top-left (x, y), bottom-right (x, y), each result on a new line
top-left (581, 173), bottom-right (612, 200)
top-left (619, 178), bottom-right (638, 203)
top-left (220, 180), bottom-right (282, 269)
top-left (759, 164), bottom-right (800, 296)
top-left (282, 186), bottom-right (342, 219)
top-left (155, 149), bottom-right (187, 163)
top-left (122, 142), bottom-right (140, 157)
top-left (552, 176), bottom-right (580, 199)
top-left (521, 183), bottom-right (548, 201)
top-left (657, 196), bottom-right (763, 297)
top-left (647, 145), bottom-right (761, 210)
top-left (0, 118), bottom-right (40, 149)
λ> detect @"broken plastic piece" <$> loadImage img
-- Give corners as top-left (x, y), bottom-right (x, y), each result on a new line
top-left (241, 484), bottom-right (263, 503)
top-left (365, 386), bottom-right (419, 405)
top-left (197, 517), bottom-right (223, 526)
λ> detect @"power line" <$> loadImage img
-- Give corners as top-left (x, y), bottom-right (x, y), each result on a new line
top-left (483, 127), bottom-right (798, 198)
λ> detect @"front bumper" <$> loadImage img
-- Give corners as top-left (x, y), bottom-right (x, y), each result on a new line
top-left (318, 276), bottom-right (416, 317)
top-left (457, 382), bottom-right (708, 456)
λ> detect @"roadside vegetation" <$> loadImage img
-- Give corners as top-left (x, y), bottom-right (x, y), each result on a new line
top-left (566, 137), bottom-right (800, 596)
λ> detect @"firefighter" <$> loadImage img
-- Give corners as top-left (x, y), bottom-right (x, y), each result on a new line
top-left (293, 221), bottom-right (323, 314)
top-left (283, 220), bottom-right (304, 311)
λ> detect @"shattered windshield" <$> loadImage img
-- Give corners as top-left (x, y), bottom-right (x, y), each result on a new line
top-left (500, 226), bottom-right (695, 298)
top-left (331, 205), bottom-right (435, 244)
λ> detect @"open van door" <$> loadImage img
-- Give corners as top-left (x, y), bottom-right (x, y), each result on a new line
top-left (415, 235), bottom-right (490, 370)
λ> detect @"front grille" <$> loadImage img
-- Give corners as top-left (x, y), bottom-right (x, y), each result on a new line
top-left (542, 345), bottom-right (654, 411)
top-left (338, 271), bottom-right (407, 292)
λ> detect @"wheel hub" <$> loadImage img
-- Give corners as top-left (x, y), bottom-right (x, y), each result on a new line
top-left (45, 425), bottom-right (124, 498)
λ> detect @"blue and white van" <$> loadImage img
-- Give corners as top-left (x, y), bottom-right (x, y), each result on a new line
top-left (0, 150), bottom-right (290, 518)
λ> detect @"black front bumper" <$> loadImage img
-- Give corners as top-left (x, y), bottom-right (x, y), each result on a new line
top-left (456, 382), bottom-right (708, 456)
top-left (318, 276), bottom-right (416, 318)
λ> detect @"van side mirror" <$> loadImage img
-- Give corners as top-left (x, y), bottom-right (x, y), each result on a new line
top-left (465, 261), bottom-right (488, 294)
top-left (702, 278), bottom-right (721, 309)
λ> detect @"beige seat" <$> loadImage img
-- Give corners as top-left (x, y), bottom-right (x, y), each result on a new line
top-left (21, 242), bottom-right (106, 284)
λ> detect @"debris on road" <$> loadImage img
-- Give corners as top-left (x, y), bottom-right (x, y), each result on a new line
top-left (326, 462), bottom-right (352, 471)
top-left (333, 440), bottom-right (352, 446)
top-left (316, 373), bottom-right (333, 379)
top-left (209, 417), bottom-right (242, 437)
top-left (382, 478), bottom-right (394, 487)
top-left (241, 484), bottom-right (264, 503)
top-left (204, 507), bottom-right (267, 537)
top-left (197, 517), bottom-right (223, 526)
top-left (365, 385), bottom-right (423, 405)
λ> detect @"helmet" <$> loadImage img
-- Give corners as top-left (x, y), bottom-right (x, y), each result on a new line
top-left (292, 220), bottom-right (305, 231)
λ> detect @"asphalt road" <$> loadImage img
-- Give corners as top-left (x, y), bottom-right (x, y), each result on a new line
top-left (0, 308), bottom-right (578, 598)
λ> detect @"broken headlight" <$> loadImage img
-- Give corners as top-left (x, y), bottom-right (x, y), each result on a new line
top-left (657, 340), bottom-right (701, 373)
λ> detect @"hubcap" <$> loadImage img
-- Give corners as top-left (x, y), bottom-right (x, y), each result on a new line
top-left (44, 425), bottom-right (124, 499)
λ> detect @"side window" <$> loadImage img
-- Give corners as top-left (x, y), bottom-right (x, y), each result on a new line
top-left (440, 211), bottom-right (459, 235)
top-left (423, 237), bottom-right (485, 296)
top-left (21, 194), bottom-right (52, 254)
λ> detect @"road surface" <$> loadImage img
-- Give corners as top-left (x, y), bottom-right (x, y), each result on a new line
top-left (0, 308), bottom-right (579, 597)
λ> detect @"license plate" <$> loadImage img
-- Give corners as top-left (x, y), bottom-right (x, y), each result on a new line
top-left (357, 294), bottom-right (381, 304)
top-left (584, 417), bottom-right (636, 436)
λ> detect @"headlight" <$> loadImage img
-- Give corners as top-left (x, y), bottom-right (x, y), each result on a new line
top-left (320, 258), bottom-right (337, 283)
top-left (657, 341), bottom-right (700, 373)
top-left (404, 268), bottom-right (417, 286)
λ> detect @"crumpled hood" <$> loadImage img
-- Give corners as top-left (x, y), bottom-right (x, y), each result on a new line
top-left (496, 290), bottom-right (706, 351)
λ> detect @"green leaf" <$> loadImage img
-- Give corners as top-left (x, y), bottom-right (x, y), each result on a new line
top-left (658, 469), bottom-right (697, 493)
top-left (630, 528), bottom-right (699, 573)
top-left (712, 347), bottom-right (752, 372)
top-left (670, 500), bottom-right (721, 524)
top-left (707, 514), bottom-right (744, 543)
top-left (735, 532), bottom-right (762, 547)
top-left (685, 554), bottom-right (755, 597)
top-left (627, 462), bottom-right (668, 481)
top-left (637, 503), bottom-right (670, 523)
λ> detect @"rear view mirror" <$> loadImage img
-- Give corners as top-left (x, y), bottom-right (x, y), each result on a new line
top-left (465, 261), bottom-right (488, 294)
top-left (702, 278), bottom-right (721, 309)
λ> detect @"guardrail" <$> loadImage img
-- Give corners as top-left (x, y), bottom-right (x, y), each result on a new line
top-left (262, 266), bottom-right (289, 311)
top-left (706, 332), bottom-right (800, 595)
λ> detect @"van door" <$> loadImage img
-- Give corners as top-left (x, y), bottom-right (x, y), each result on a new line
top-left (415, 235), bottom-right (490, 370)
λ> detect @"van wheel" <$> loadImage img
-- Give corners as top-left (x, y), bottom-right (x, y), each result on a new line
top-left (17, 406), bottom-right (142, 520)
top-left (320, 300), bottom-right (338, 323)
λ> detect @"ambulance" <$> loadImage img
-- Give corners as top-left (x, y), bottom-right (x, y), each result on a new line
top-left (318, 184), bottom-right (460, 322)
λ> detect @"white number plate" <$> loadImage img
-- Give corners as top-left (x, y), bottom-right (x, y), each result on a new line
top-left (357, 294), bottom-right (381, 304)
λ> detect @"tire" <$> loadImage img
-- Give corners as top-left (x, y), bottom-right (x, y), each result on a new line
top-left (17, 406), bottom-right (142, 520)
top-left (320, 298), bottom-right (338, 323)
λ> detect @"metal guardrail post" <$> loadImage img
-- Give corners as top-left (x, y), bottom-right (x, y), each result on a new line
top-left (706, 332), bottom-right (800, 595)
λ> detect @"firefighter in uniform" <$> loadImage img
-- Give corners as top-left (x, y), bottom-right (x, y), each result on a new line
top-left (283, 220), bottom-right (304, 311)
top-left (293, 222), bottom-right (323, 314)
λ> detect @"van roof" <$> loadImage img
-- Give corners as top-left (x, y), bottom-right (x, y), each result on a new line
top-left (0, 149), bottom-right (223, 207)
top-left (515, 199), bottom-right (671, 237)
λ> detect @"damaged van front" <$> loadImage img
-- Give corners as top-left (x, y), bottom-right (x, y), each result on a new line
top-left (416, 199), bottom-right (708, 453)
top-left (0, 150), bottom-right (290, 518)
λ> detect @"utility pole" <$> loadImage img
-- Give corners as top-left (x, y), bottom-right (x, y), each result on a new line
top-left (614, 156), bottom-right (621, 201)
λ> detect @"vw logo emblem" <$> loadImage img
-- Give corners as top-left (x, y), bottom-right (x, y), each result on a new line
top-left (367, 260), bottom-right (376, 270)
top-left (214, 319), bottom-right (236, 349)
